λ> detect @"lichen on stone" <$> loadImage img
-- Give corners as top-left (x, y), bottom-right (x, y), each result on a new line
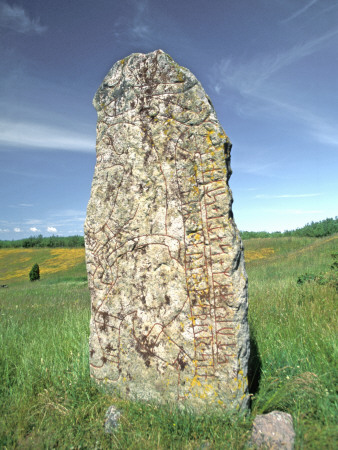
top-left (85, 49), bottom-right (250, 411)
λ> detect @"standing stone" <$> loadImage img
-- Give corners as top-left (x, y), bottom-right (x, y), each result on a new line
top-left (84, 50), bottom-right (249, 411)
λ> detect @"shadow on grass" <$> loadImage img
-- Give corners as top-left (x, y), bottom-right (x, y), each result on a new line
top-left (248, 332), bottom-right (262, 401)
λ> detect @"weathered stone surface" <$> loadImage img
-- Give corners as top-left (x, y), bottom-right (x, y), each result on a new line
top-left (250, 411), bottom-right (296, 449)
top-left (84, 50), bottom-right (249, 411)
top-left (104, 405), bottom-right (121, 433)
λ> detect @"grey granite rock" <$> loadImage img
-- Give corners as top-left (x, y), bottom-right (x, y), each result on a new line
top-left (250, 411), bottom-right (296, 449)
top-left (85, 50), bottom-right (249, 411)
top-left (104, 405), bottom-right (121, 433)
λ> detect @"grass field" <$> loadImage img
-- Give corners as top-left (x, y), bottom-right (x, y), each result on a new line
top-left (0, 236), bottom-right (337, 448)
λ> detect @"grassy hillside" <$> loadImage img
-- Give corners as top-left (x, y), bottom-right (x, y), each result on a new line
top-left (241, 216), bottom-right (338, 239)
top-left (0, 236), bottom-right (337, 448)
top-left (0, 247), bottom-right (86, 284)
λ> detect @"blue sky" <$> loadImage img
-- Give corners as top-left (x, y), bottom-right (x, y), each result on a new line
top-left (0, 0), bottom-right (337, 239)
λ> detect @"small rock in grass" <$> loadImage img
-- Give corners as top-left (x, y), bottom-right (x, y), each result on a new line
top-left (250, 411), bottom-right (295, 449)
top-left (104, 405), bottom-right (121, 433)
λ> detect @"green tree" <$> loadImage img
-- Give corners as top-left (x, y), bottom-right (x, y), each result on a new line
top-left (29, 263), bottom-right (40, 282)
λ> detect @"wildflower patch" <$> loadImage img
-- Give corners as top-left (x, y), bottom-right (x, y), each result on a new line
top-left (0, 248), bottom-right (85, 282)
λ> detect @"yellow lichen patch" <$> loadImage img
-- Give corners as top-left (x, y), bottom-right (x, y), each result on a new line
top-left (176, 69), bottom-right (185, 82)
top-left (191, 375), bottom-right (202, 388)
top-left (206, 130), bottom-right (214, 146)
top-left (244, 248), bottom-right (275, 262)
top-left (189, 316), bottom-right (196, 326)
top-left (188, 375), bottom-right (219, 401)
top-left (218, 131), bottom-right (227, 139)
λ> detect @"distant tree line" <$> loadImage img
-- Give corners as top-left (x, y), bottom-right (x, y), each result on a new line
top-left (0, 234), bottom-right (85, 249)
top-left (241, 217), bottom-right (338, 240)
top-left (0, 217), bottom-right (337, 248)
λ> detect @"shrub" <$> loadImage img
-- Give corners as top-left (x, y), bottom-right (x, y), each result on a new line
top-left (297, 253), bottom-right (337, 290)
top-left (297, 273), bottom-right (317, 285)
top-left (29, 263), bottom-right (40, 282)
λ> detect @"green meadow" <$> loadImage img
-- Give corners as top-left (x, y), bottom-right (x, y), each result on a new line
top-left (0, 236), bottom-right (337, 449)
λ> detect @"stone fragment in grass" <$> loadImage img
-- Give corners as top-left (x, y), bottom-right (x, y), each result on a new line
top-left (250, 411), bottom-right (295, 449)
top-left (104, 405), bottom-right (121, 433)
top-left (85, 49), bottom-right (249, 412)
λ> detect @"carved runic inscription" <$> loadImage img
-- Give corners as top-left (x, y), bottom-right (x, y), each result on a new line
top-left (85, 50), bottom-right (250, 411)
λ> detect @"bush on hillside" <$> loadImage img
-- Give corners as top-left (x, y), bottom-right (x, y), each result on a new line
top-left (29, 263), bottom-right (40, 282)
top-left (297, 253), bottom-right (337, 290)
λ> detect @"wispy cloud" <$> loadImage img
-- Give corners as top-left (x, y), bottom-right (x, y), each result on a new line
top-left (255, 193), bottom-right (321, 199)
top-left (113, 0), bottom-right (153, 43)
top-left (47, 226), bottom-right (57, 233)
top-left (47, 209), bottom-right (86, 227)
top-left (232, 160), bottom-right (279, 177)
top-left (9, 203), bottom-right (33, 208)
top-left (14, 227), bottom-right (22, 232)
top-left (0, 119), bottom-right (95, 152)
top-left (246, 94), bottom-right (338, 149)
top-left (29, 227), bottom-right (40, 233)
top-left (24, 219), bottom-right (43, 225)
top-left (309, 118), bottom-right (338, 148)
top-left (0, 2), bottom-right (47, 34)
top-left (210, 27), bottom-right (338, 149)
top-left (50, 209), bottom-right (85, 218)
top-left (1, 168), bottom-right (58, 179)
top-left (212, 27), bottom-right (338, 96)
top-left (266, 209), bottom-right (323, 215)
top-left (282, 0), bottom-right (319, 23)
top-left (130, 0), bottom-right (151, 40)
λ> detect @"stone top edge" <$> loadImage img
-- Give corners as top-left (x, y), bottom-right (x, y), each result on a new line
top-left (91, 50), bottom-right (230, 143)
top-left (117, 49), bottom-right (173, 65)
top-left (93, 50), bottom-right (193, 103)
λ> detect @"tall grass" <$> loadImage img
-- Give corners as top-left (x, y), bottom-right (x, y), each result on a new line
top-left (247, 236), bottom-right (337, 448)
top-left (0, 236), bottom-right (337, 448)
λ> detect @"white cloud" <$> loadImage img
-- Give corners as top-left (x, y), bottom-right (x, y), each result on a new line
top-left (232, 160), bottom-right (279, 177)
top-left (0, 2), bottom-right (47, 34)
top-left (255, 193), bottom-right (321, 199)
top-left (0, 119), bottom-right (95, 152)
top-left (49, 209), bottom-right (86, 224)
top-left (47, 226), bottom-right (57, 233)
top-left (9, 203), bottom-right (34, 208)
top-left (132, 24), bottom-right (151, 40)
top-left (0, 228), bottom-right (10, 233)
top-left (210, 27), bottom-right (338, 149)
top-left (282, 0), bottom-right (319, 23)
top-left (132, 1), bottom-right (151, 40)
top-left (265, 209), bottom-right (323, 215)
top-left (24, 219), bottom-right (43, 225)
top-left (14, 227), bottom-right (21, 232)
top-left (113, 0), bottom-right (153, 43)
top-left (247, 95), bottom-right (338, 149)
top-left (211, 27), bottom-right (338, 96)
top-left (29, 227), bottom-right (40, 233)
